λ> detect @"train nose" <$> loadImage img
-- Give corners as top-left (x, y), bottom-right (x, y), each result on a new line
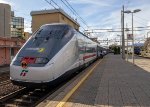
top-left (10, 63), bottom-right (54, 83)
top-left (12, 56), bottom-right (50, 68)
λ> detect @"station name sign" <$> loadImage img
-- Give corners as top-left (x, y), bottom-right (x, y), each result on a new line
top-left (127, 34), bottom-right (133, 40)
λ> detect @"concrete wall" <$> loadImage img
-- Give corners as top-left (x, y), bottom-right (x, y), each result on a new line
top-left (59, 13), bottom-right (79, 30)
top-left (31, 13), bottom-right (59, 33)
top-left (0, 3), bottom-right (11, 37)
top-left (31, 10), bottom-right (80, 33)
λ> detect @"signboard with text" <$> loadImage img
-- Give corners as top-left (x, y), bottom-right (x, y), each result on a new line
top-left (127, 34), bottom-right (133, 40)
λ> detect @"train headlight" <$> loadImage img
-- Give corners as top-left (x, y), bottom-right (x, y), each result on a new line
top-left (35, 58), bottom-right (49, 64)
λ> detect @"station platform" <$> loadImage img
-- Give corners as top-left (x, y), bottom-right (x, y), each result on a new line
top-left (38, 54), bottom-right (150, 107)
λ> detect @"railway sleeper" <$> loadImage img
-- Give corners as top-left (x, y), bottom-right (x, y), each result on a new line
top-left (22, 95), bottom-right (39, 100)
top-left (4, 103), bottom-right (18, 107)
top-left (14, 99), bottom-right (34, 106)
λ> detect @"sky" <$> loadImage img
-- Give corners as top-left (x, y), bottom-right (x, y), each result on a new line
top-left (1, 0), bottom-right (150, 46)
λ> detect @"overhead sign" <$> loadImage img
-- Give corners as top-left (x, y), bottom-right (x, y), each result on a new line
top-left (127, 34), bottom-right (133, 40)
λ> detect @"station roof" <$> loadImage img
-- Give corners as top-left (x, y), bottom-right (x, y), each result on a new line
top-left (30, 8), bottom-right (80, 27)
top-left (0, 37), bottom-right (25, 42)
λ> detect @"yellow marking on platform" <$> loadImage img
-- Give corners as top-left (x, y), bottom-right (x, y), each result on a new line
top-left (45, 59), bottom-right (102, 107)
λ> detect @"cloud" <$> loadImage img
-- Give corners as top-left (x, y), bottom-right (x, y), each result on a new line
top-left (83, 1), bottom-right (150, 45)
top-left (0, 0), bottom-right (12, 4)
top-left (0, 0), bottom-right (15, 8)
top-left (24, 21), bottom-right (31, 33)
top-left (69, 0), bottom-right (118, 31)
top-left (70, 0), bottom-right (112, 7)
top-left (24, 27), bottom-right (31, 33)
top-left (2, 0), bottom-right (150, 45)
top-left (124, 3), bottom-right (150, 41)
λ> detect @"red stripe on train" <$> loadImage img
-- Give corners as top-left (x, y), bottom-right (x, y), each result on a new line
top-left (83, 54), bottom-right (96, 60)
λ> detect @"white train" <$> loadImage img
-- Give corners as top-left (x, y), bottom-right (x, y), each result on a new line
top-left (10, 23), bottom-right (105, 88)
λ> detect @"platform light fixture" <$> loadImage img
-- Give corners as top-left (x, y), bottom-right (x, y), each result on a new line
top-left (124, 9), bottom-right (141, 64)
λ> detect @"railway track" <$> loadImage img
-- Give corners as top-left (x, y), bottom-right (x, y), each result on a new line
top-left (0, 71), bottom-right (80, 107)
top-left (0, 86), bottom-right (60, 107)
top-left (0, 62), bottom-right (93, 106)
top-left (0, 73), bottom-right (9, 82)
top-left (0, 87), bottom-right (27, 106)
top-left (0, 80), bottom-right (11, 87)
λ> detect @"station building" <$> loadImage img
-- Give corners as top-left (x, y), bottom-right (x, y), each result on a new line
top-left (0, 3), bottom-right (25, 66)
top-left (30, 9), bottom-right (80, 33)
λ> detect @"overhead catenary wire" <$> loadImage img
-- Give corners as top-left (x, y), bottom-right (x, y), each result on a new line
top-left (85, 25), bottom-right (150, 31)
top-left (134, 18), bottom-right (148, 27)
top-left (123, 17), bottom-right (150, 38)
top-left (124, 10), bottom-right (150, 30)
top-left (133, 15), bottom-right (150, 30)
top-left (134, 14), bottom-right (150, 22)
top-left (61, 0), bottom-right (88, 28)
top-left (60, 0), bottom-right (88, 30)
top-left (60, 0), bottom-right (76, 16)
top-left (44, 0), bottom-right (59, 10)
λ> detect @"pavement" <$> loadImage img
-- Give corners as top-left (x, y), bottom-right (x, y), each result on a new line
top-left (128, 55), bottom-right (150, 72)
top-left (38, 54), bottom-right (150, 107)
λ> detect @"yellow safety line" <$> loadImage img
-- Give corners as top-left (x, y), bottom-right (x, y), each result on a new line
top-left (45, 59), bottom-right (102, 107)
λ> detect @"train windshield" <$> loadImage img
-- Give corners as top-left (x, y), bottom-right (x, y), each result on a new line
top-left (15, 24), bottom-right (74, 66)
top-left (34, 25), bottom-right (68, 39)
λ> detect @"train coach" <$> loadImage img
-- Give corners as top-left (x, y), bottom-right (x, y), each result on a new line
top-left (10, 23), bottom-right (104, 88)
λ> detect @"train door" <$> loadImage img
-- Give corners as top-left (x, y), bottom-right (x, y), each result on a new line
top-left (77, 33), bottom-right (86, 67)
top-left (97, 45), bottom-right (99, 58)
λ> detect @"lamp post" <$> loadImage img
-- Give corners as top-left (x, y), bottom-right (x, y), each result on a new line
top-left (125, 28), bottom-right (130, 61)
top-left (121, 6), bottom-right (125, 59)
top-left (124, 9), bottom-right (141, 64)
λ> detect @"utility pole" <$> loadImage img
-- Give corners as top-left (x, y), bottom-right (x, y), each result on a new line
top-left (132, 12), bottom-right (134, 64)
top-left (121, 5), bottom-right (125, 59)
top-left (126, 24), bottom-right (129, 62)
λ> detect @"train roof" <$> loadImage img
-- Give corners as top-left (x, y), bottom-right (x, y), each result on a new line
top-left (78, 31), bottom-right (99, 44)
top-left (39, 23), bottom-right (99, 44)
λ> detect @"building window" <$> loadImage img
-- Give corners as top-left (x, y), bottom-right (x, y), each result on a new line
top-left (13, 25), bottom-right (16, 28)
top-left (11, 48), bottom-right (14, 56)
top-left (11, 17), bottom-right (24, 37)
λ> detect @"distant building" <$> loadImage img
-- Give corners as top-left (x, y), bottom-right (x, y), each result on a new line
top-left (23, 32), bottom-right (31, 40)
top-left (30, 9), bottom-right (80, 33)
top-left (11, 14), bottom-right (24, 38)
top-left (0, 3), bottom-right (11, 37)
top-left (143, 37), bottom-right (150, 53)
